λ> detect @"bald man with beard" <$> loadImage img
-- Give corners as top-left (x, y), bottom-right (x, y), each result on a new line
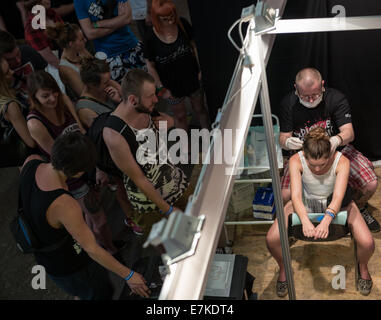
top-left (278, 68), bottom-right (379, 233)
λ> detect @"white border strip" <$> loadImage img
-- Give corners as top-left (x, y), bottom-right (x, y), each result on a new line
top-left (268, 15), bottom-right (381, 34)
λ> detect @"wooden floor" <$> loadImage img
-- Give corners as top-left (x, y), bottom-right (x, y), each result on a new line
top-left (227, 167), bottom-right (381, 300)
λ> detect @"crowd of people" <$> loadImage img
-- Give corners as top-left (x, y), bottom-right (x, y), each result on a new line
top-left (1, 0), bottom-right (378, 301)
top-left (1, 0), bottom-right (207, 300)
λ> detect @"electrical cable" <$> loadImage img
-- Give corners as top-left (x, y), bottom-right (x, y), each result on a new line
top-left (191, 15), bottom-right (255, 202)
top-left (227, 18), bottom-right (244, 52)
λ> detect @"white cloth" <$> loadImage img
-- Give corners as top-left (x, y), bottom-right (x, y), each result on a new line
top-left (45, 64), bottom-right (66, 94)
top-left (129, 0), bottom-right (147, 20)
top-left (59, 58), bottom-right (80, 74)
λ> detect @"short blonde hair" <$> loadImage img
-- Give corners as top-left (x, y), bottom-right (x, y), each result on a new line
top-left (295, 68), bottom-right (322, 89)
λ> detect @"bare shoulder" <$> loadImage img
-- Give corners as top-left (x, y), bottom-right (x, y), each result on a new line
top-left (49, 193), bottom-right (83, 228)
top-left (6, 101), bottom-right (21, 113)
top-left (27, 117), bottom-right (44, 131)
top-left (3, 101), bottom-right (22, 120)
top-left (289, 153), bottom-right (302, 166)
top-left (21, 154), bottom-right (44, 171)
top-left (103, 126), bottom-right (127, 147)
top-left (337, 152), bottom-right (350, 168)
top-left (58, 64), bottom-right (71, 73)
top-left (52, 193), bottom-right (82, 221)
top-left (289, 153), bottom-right (303, 173)
top-left (59, 65), bottom-right (78, 78)
top-left (338, 152), bottom-right (349, 163)
top-left (54, 193), bottom-right (81, 211)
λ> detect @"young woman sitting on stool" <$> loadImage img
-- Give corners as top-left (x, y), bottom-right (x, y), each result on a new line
top-left (266, 127), bottom-right (374, 297)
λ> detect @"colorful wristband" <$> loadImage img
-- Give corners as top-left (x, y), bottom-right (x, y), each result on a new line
top-left (326, 207), bottom-right (337, 215)
top-left (93, 21), bottom-right (99, 29)
top-left (325, 210), bottom-right (335, 220)
top-left (160, 205), bottom-right (173, 216)
top-left (124, 270), bottom-right (134, 281)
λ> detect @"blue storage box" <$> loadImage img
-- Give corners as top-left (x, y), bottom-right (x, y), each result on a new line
top-left (253, 187), bottom-right (275, 220)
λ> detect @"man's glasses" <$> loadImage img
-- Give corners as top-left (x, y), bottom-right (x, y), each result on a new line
top-left (296, 87), bottom-right (325, 101)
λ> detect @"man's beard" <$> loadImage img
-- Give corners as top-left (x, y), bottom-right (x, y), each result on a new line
top-left (135, 103), bottom-right (152, 114)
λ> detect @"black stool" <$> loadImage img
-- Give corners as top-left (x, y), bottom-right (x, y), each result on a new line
top-left (288, 212), bottom-right (359, 290)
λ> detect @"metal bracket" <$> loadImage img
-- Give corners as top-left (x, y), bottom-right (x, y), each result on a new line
top-left (143, 211), bottom-right (206, 265)
top-left (253, 1), bottom-right (280, 35)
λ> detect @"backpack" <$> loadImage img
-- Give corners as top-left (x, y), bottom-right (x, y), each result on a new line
top-left (9, 189), bottom-right (70, 254)
top-left (86, 112), bottom-right (139, 178)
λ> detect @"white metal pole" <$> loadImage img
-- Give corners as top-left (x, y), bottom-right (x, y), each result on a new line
top-left (255, 32), bottom-right (296, 300)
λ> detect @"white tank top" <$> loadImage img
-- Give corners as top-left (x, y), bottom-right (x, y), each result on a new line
top-left (59, 58), bottom-right (80, 74)
top-left (298, 151), bottom-right (342, 213)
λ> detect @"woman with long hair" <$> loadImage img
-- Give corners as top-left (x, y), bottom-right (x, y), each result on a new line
top-left (144, 0), bottom-right (210, 131)
top-left (266, 127), bottom-right (375, 297)
top-left (26, 70), bottom-right (118, 255)
top-left (46, 22), bottom-right (92, 100)
top-left (0, 57), bottom-right (36, 167)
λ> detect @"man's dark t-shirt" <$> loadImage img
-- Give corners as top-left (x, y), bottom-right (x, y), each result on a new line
top-left (279, 87), bottom-right (352, 141)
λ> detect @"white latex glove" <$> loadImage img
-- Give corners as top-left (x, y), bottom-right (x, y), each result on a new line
top-left (329, 135), bottom-right (341, 153)
top-left (285, 137), bottom-right (304, 150)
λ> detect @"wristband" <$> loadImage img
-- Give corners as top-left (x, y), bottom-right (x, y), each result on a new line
top-left (160, 205), bottom-right (173, 216)
top-left (124, 270), bottom-right (134, 281)
top-left (93, 21), bottom-right (99, 29)
top-left (325, 210), bottom-right (335, 220)
top-left (326, 207), bottom-right (337, 215)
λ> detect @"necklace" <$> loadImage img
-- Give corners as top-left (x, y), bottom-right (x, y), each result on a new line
top-left (64, 56), bottom-right (81, 65)
top-left (63, 51), bottom-right (82, 65)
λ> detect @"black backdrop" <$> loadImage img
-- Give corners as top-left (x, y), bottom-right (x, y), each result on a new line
top-left (187, 0), bottom-right (381, 160)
